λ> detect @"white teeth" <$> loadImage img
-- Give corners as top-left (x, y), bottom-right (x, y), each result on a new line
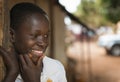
top-left (30, 50), bottom-right (43, 57)
top-left (32, 50), bottom-right (43, 54)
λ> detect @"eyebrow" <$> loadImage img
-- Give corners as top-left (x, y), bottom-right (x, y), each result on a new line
top-left (34, 29), bottom-right (50, 35)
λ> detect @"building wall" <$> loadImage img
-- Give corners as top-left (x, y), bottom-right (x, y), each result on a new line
top-left (0, 0), bottom-right (2, 45)
top-left (53, 6), bottom-right (67, 65)
top-left (0, 0), bottom-right (4, 80)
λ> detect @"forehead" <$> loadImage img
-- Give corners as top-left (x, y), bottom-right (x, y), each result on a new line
top-left (17, 13), bottom-right (49, 32)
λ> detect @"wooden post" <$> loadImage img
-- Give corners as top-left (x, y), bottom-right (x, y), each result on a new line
top-left (0, 0), bottom-right (3, 81)
top-left (48, 0), bottom-right (55, 58)
top-left (0, 0), bottom-right (10, 81)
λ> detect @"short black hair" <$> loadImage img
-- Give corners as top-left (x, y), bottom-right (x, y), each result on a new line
top-left (10, 2), bottom-right (48, 30)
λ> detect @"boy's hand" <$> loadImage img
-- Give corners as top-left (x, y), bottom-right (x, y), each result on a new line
top-left (0, 46), bottom-right (19, 82)
top-left (19, 54), bottom-right (44, 82)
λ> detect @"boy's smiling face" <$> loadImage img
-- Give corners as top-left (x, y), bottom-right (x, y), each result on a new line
top-left (12, 13), bottom-right (49, 64)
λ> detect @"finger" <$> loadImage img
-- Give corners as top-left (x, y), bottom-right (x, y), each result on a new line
top-left (0, 46), bottom-right (11, 63)
top-left (23, 54), bottom-right (33, 66)
top-left (0, 46), bottom-right (8, 57)
top-left (19, 62), bottom-right (23, 73)
top-left (37, 55), bottom-right (44, 67)
top-left (19, 55), bottom-right (27, 66)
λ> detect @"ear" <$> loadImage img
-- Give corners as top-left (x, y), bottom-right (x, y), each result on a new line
top-left (10, 28), bottom-right (15, 43)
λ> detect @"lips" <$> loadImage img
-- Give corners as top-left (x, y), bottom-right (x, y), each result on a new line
top-left (33, 50), bottom-right (43, 56)
top-left (30, 50), bottom-right (43, 58)
top-left (28, 50), bottom-right (44, 64)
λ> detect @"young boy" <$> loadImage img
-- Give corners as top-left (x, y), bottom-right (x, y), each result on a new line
top-left (0, 2), bottom-right (67, 82)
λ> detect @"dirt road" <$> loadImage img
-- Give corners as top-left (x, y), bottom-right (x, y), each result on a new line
top-left (67, 41), bottom-right (120, 82)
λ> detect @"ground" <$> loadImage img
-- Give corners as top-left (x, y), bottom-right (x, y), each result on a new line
top-left (66, 41), bottom-right (120, 82)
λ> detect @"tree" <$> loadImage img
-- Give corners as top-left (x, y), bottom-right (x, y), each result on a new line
top-left (100, 0), bottom-right (120, 23)
top-left (74, 0), bottom-right (120, 28)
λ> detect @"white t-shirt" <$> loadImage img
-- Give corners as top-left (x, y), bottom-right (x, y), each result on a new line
top-left (15, 56), bottom-right (67, 82)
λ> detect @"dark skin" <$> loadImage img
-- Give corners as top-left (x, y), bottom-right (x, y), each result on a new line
top-left (0, 13), bottom-right (49, 82)
top-left (0, 46), bottom-right (19, 82)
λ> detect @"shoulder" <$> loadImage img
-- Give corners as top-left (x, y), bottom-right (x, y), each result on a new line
top-left (42, 56), bottom-right (67, 82)
top-left (43, 56), bottom-right (65, 70)
top-left (43, 56), bottom-right (65, 75)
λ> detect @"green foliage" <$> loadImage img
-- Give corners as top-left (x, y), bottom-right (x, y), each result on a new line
top-left (74, 0), bottom-right (108, 28)
top-left (100, 0), bottom-right (120, 23)
top-left (74, 0), bottom-right (120, 28)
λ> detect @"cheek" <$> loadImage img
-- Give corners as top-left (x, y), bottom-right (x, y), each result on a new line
top-left (16, 39), bottom-right (35, 53)
top-left (25, 41), bottom-right (35, 53)
top-left (27, 40), bottom-right (35, 46)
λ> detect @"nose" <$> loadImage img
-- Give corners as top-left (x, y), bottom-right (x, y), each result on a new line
top-left (36, 36), bottom-right (48, 46)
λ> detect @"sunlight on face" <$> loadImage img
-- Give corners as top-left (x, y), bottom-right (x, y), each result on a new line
top-left (59, 0), bottom-right (81, 13)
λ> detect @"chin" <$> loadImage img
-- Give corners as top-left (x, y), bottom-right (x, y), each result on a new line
top-left (29, 56), bottom-right (40, 65)
top-left (32, 58), bottom-right (38, 65)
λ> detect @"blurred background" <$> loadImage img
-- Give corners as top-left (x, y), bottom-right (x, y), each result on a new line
top-left (1, 0), bottom-right (120, 82)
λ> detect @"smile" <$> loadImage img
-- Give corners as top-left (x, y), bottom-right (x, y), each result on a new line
top-left (30, 50), bottom-right (44, 57)
top-left (32, 50), bottom-right (43, 54)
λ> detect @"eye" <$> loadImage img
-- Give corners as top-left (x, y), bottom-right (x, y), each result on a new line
top-left (44, 34), bottom-right (48, 38)
top-left (29, 34), bottom-right (37, 39)
top-left (34, 35), bottom-right (38, 38)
